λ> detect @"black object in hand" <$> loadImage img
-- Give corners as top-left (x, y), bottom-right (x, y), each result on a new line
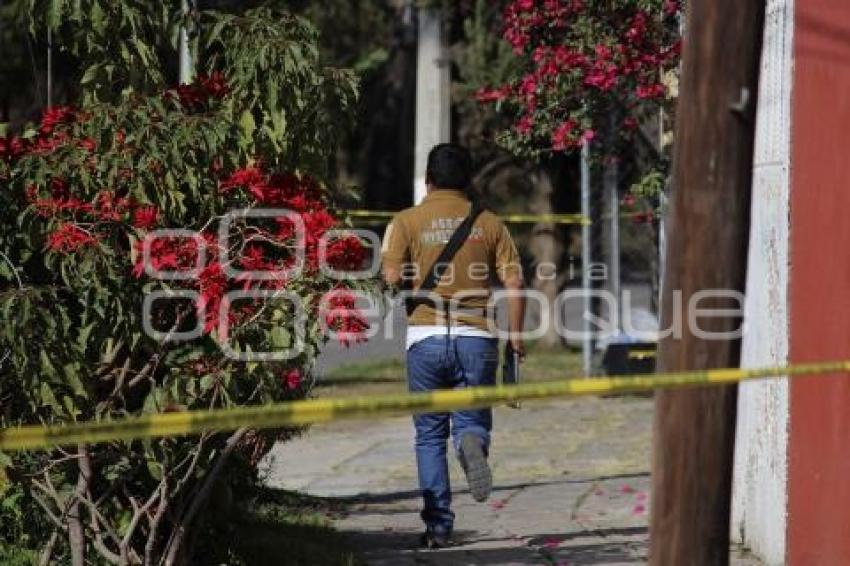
top-left (502, 342), bottom-right (521, 408)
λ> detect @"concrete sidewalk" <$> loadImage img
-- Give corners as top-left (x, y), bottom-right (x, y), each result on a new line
top-left (263, 395), bottom-right (761, 565)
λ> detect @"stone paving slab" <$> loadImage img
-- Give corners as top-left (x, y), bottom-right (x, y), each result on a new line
top-left (263, 396), bottom-right (762, 565)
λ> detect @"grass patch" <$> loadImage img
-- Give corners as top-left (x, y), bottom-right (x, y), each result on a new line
top-left (200, 487), bottom-right (360, 566)
top-left (316, 345), bottom-right (584, 398)
top-left (324, 358), bottom-right (406, 384)
top-left (0, 546), bottom-right (37, 566)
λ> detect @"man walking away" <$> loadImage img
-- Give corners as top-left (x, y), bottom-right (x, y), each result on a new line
top-left (381, 143), bottom-right (526, 548)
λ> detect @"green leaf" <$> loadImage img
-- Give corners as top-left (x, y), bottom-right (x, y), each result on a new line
top-left (90, 1), bottom-right (105, 33)
top-left (39, 350), bottom-right (57, 379)
top-left (39, 382), bottom-right (61, 411)
top-left (62, 364), bottom-right (86, 397)
top-left (199, 374), bottom-right (216, 393)
top-left (77, 323), bottom-right (94, 352)
top-left (80, 64), bottom-right (102, 85)
top-left (270, 327), bottom-right (291, 349)
top-left (239, 109), bottom-right (256, 139)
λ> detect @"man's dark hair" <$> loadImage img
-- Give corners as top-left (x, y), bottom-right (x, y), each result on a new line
top-left (426, 143), bottom-right (473, 190)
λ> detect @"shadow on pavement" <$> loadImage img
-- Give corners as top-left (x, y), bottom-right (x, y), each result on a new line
top-left (341, 527), bottom-right (647, 565)
top-left (335, 472), bottom-right (650, 506)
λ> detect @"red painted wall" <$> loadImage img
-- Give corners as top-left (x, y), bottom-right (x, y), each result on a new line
top-left (788, 0), bottom-right (850, 563)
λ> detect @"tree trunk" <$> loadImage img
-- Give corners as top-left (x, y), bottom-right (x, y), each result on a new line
top-left (649, 1), bottom-right (766, 565)
top-left (163, 428), bottom-right (248, 566)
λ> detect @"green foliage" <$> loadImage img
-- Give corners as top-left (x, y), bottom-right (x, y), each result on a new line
top-left (0, 4), bottom-right (369, 564)
top-left (202, 7), bottom-right (359, 175)
top-left (456, 0), bottom-right (520, 95)
top-left (26, 0), bottom-right (180, 102)
top-left (452, 0), bottom-right (522, 158)
top-left (281, 0), bottom-right (394, 73)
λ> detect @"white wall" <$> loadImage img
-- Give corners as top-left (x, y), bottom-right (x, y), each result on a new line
top-left (732, 0), bottom-right (794, 563)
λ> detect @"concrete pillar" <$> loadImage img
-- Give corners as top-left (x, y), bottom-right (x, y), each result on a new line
top-left (414, 8), bottom-right (451, 204)
top-left (732, 1), bottom-right (793, 563)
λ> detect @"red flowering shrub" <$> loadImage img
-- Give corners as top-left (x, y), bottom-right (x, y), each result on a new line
top-left (477, 0), bottom-right (681, 156)
top-left (0, 7), bottom-right (368, 564)
top-left (165, 71), bottom-right (231, 111)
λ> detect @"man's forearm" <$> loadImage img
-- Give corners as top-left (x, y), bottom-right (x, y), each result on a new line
top-left (508, 293), bottom-right (526, 341)
top-left (504, 275), bottom-right (526, 346)
top-left (382, 266), bottom-right (402, 287)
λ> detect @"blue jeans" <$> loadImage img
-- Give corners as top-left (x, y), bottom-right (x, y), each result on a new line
top-left (406, 335), bottom-right (498, 533)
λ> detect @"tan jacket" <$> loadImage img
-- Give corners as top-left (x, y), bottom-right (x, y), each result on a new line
top-left (381, 190), bottom-right (522, 332)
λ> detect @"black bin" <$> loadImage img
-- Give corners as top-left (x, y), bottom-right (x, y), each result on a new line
top-left (602, 341), bottom-right (657, 375)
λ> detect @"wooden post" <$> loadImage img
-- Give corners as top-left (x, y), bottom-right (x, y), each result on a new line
top-left (649, 2), bottom-right (766, 565)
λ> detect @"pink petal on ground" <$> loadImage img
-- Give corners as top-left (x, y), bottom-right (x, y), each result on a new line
top-left (490, 500), bottom-right (506, 510)
top-left (636, 492), bottom-right (648, 502)
top-left (633, 504), bottom-right (647, 515)
top-left (544, 538), bottom-right (561, 549)
top-left (620, 484), bottom-right (635, 494)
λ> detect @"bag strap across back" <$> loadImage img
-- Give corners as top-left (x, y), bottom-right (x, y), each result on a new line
top-left (405, 202), bottom-right (484, 317)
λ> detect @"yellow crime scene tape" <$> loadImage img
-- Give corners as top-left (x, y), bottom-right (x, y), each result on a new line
top-left (347, 209), bottom-right (591, 226)
top-left (2, 360), bottom-right (849, 452)
top-left (629, 349), bottom-right (657, 360)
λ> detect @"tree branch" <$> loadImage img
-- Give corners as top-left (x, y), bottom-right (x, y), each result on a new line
top-left (162, 427), bottom-right (249, 566)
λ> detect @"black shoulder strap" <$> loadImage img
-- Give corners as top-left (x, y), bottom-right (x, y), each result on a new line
top-left (406, 202), bottom-right (485, 317)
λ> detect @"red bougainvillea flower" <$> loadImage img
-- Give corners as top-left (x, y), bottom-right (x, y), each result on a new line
top-left (636, 83), bottom-right (666, 100)
top-left (551, 119), bottom-right (577, 151)
top-left (94, 191), bottom-right (132, 222)
top-left (0, 135), bottom-right (28, 162)
top-left (516, 115), bottom-right (534, 135)
top-left (238, 244), bottom-right (273, 272)
top-left (322, 288), bottom-right (369, 346)
top-left (132, 234), bottom-right (204, 278)
top-left (39, 106), bottom-right (76, 136)
top-left (31, 131), bottom-right (70, 155)
top-left (198, 262), bottom-right (228, 333)
top-left (49, 178), bottom-right (70, 200)
top-left (78, 137), bottom-right (97, 152)
top-left (303, 209), bottom-right (336, 240)
top-left (475, 86), bottom-right (511, 104)
top-left (132, 206), bottom-right (160, 230)
top-left (281, 368), bottom-right (302, 390)
top-left (632, 211), bottom-right (655, 225)
top-left (483, 1), bottom-right (681, 154)
top-left (27, 181), bottom-right (101, 219)
top-left (325, 235), bottom-right (368, 272)
top-left (165, 73), bottom-right (231, 111)
top-left (46, 223), bottom-right (97, 253)
top-left (219, 166), bottom-right (266, 194)
top-left (198, 72), bottom-right (230, 99)
top-left (625, 11), bottom-right (649, 43)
